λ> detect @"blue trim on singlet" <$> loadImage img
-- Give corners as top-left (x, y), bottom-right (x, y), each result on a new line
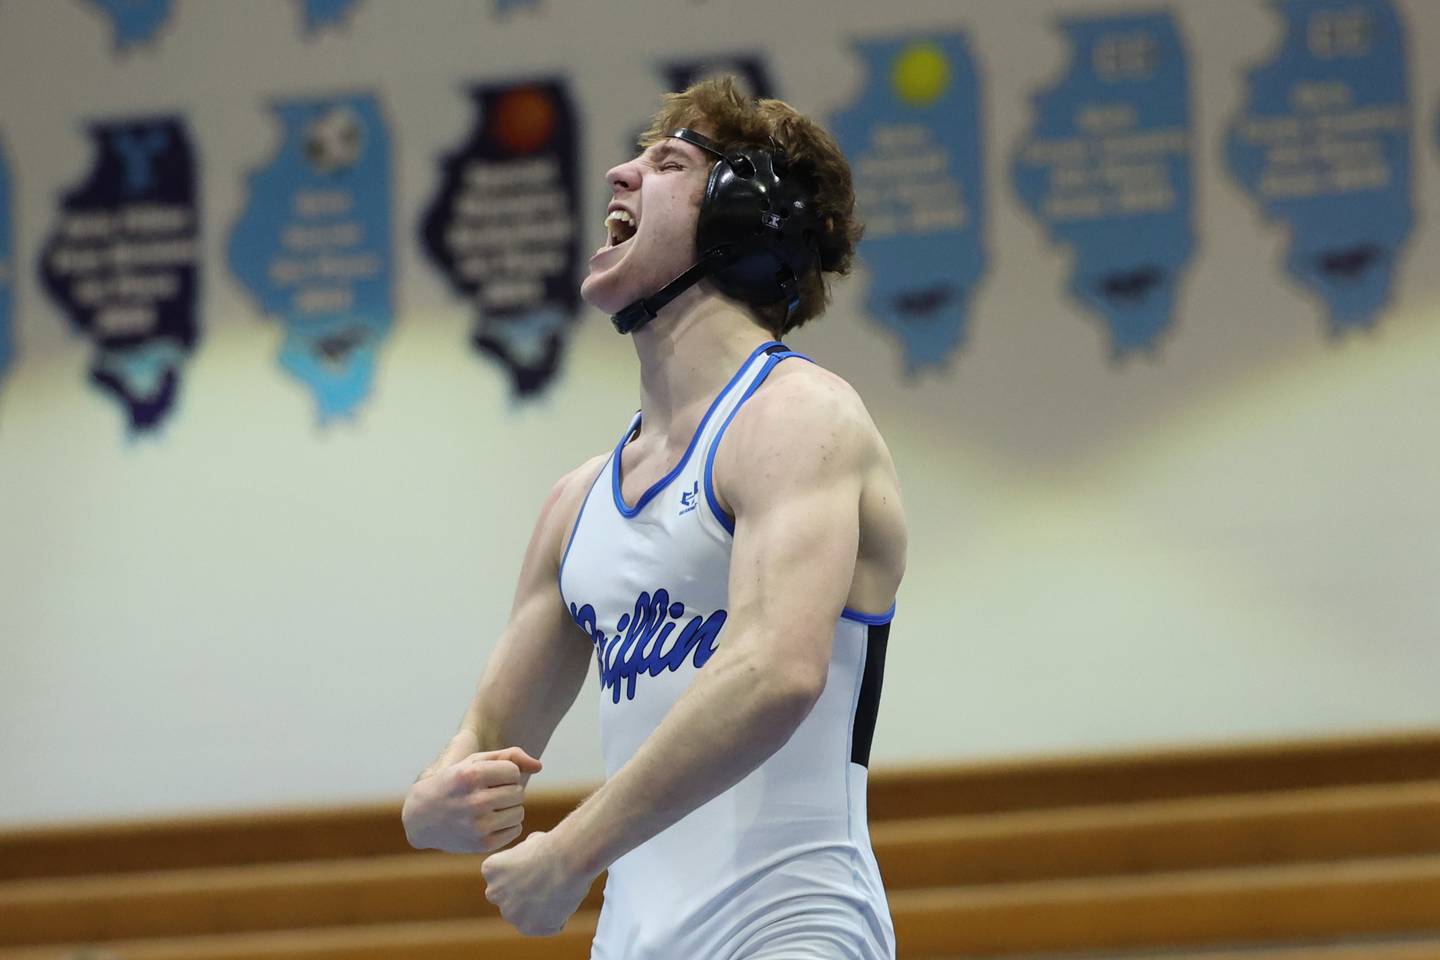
top-left (610, 340), bottom-right (782, 518)
top-left (702, 350), bottom-right (815, 535)
top-left (699, 350), bottom-right (896, 627)
top-left (556, 455), bottom-right (611, 602)
top-left (841, 602), bottom-right (896, 625)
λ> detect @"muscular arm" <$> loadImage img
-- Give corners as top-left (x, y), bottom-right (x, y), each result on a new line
top-left (548, 371), bottom-right (873, 876)
top-left (413, 456), bottom-right (604, 781)
top-left (403, 456), bottom-right (607, 854)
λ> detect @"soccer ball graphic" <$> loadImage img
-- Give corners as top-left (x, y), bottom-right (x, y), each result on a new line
top-left (303, 106), bottom-right (364, 175)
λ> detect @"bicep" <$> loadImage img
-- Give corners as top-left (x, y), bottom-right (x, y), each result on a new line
top-left (722, 393), bottom-right (868, 693)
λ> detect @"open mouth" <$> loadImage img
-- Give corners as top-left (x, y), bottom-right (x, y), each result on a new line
top-left (605, 209), bottom-right (638, 248)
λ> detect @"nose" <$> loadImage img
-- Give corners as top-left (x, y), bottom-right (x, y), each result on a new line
top-left (606, 157), bottom-right (639, 196)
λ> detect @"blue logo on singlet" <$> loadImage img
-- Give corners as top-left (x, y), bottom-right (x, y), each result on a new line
top-left (570, 589), bottom-right (728, 703)
top-left (678, 481), bottom-right (699, 516)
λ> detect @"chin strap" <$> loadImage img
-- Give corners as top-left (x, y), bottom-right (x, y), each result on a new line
top-left (611, 246), bottom-right (740, 335)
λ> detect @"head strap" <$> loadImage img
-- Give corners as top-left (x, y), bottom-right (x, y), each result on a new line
top-left (667, 127), bottom-right (726, 159)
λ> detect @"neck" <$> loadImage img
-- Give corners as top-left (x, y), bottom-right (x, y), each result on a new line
top-left (629, 286), bottom-right (775, 439)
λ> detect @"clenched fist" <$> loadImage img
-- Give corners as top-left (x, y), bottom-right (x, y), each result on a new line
top-left (402, 746), bottom-right (543, 854)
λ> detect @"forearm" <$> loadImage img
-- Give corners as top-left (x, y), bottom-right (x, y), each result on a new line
top-left (415, 694), bottom-right (508, 781)
top-left (550, 645), bottom-right (816, 876)
top-left (415, 729), bottom-right (480, 781)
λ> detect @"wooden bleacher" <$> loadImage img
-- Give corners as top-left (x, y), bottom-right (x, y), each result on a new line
top-left (1, 732), bottom-right (1438, 959)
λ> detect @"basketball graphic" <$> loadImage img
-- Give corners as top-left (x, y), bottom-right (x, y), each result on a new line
top-left (491, 87), bottom-right (557, 154)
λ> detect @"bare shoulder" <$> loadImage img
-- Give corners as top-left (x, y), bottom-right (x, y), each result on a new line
top-left (730, 360), bottom-right (883, 468)
top-left (554, 452), bottom-right (610, 504)
top-left (716, 360), bottom-right (891, 514)
top-left (716, 358), bottom-right (907, 603)
top-left (540, 452), bottom-right (610, 563)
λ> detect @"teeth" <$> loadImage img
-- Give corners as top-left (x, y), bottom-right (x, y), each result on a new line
top-left (604, 209), bottom-right (637, 247)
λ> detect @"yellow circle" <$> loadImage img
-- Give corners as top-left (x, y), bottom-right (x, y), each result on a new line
top-left (891, 43), bottom-right (950, 106)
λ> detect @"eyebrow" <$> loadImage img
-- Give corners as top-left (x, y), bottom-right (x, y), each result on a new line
top-left (642, 142), bottom-right (694, 164)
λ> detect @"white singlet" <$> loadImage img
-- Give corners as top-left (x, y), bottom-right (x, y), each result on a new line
top-left (559, 340), bottom-right (896, 960)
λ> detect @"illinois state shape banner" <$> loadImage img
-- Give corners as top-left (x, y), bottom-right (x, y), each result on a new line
top-left (298, 0), bottom-right (361, 35)
top-left (420, 80), bottom-right (581, 397)
top-left (663, 56), bottom-right (774, 100)
top-left (494, 0), bottom-right (540, 16)
top-left (39, 117), bottom-right (201, 434)
top-left (1013, 12), bottom-right (1195, 360)
top-left (229, 94), bottom-right (393, 424)
top-left (1227, 0), bottom-right (1413, 337)
top-left (831, 34), bottom-right (987, 375)
top-left (85, 0), bottom-right (174, 51)
top-left (627, 55), bottom-right (776, 159)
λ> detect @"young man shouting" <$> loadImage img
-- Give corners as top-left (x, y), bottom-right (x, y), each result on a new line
top-left (403, 77), bottom-right (907, 959)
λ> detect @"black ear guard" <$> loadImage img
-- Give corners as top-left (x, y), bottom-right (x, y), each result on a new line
top-left (611, 128), bottom-right (823, 335)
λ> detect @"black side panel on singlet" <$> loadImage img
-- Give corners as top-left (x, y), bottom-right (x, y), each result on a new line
top-left (850, 622), bottom-right (890, 767)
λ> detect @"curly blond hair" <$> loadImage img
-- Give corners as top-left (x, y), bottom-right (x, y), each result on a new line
top-left (638, 76), bottom-right (862, 338)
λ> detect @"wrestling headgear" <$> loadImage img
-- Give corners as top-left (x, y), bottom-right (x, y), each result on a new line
top-left (611, 128), bottom-right (822, 335)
